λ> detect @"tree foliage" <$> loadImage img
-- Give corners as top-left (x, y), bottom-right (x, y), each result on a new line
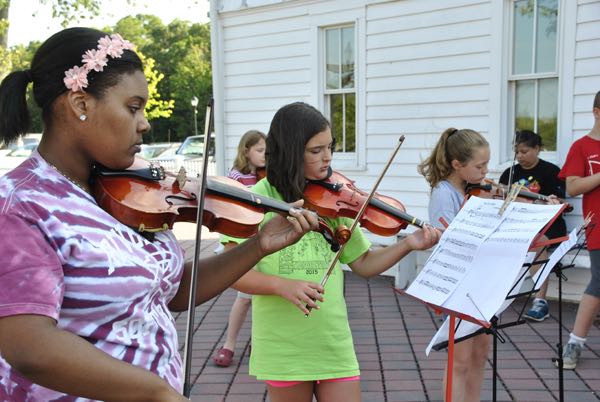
top-left (1, 6), bottom-right (212, 143)
top-left (113, 16), bottom-right (212, 142)
top-left (139, 52), bottom-right (174, 121)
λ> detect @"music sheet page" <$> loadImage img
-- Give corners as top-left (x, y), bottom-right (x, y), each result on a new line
top-left (532, 227), bottom-right (579, 285)
top-left (406, 196), bottom-right (563, 353)
top-left (406, 197), bottom-right (504, 306)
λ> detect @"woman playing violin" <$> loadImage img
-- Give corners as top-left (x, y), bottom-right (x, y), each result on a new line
top-left (499, 130), bottom-right (567, 322)
top-left (0, 28), bottom-right (318, 402)
top-left (418, 128), bottom-right (491, 402)
top-left (221, 102), bottom-right (440, 402)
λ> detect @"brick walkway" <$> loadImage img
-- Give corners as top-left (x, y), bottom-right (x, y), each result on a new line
top-left (175, 237), bottom-right (600, 402)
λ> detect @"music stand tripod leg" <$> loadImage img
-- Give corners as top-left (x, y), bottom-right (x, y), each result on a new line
top-left (555, 262), bottom-right (566, 402)
top-left (488, 316), bottom-right (500, 402)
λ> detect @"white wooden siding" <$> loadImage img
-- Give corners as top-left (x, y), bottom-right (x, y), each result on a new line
top-left (556, 0), bottom-right (600, 236)
top-left (211, 0), bottom-right (600, 265)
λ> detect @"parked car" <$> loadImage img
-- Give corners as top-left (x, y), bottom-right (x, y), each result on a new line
top-left (0, 134), bottom-right (41, 176)
top-left (139, 142), bottom-right (181, 160)
top-left (0, 133), bottom-right (41, 158)
top-left (151, 135), bottom-right (216, 176)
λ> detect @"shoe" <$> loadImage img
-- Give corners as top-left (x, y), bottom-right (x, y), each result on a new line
top-left (524, 299), bottom-right (549, 322)
top-left (212, 347), bottom-right (234, 367)
top-left (558, 343), bottom-right (581, 370)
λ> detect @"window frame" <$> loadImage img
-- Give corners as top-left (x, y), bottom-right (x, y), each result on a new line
top-left (506, 0), bottom-right (561, 160)
top-left (311, 11), bottom-right (366, 171)
top-left (323, 24), bottom-right (356, 156)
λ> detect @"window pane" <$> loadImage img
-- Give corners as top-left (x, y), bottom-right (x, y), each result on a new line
top-left (326, 29), bottom-right (340, 90)
top-left (341, 26), bottom-right (355, 89)
top-left (329, 94), bottom-right (344, 150)
top-left (535, 0), bottom-right (558, 73)
top-left (513, 0), bottom-right (534, 74)
top-left (515, 79), bottom-right (535, 132)
top-left (538, 78), bottom-right (557, 151)
top-left (328, 94), bottom-right (356, 152)
top-left (345, 93), bottom-right (356, 152)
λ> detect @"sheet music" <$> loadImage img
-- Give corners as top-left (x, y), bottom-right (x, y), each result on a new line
top-left (532, 227), bottom-right (579, 286)
top-left (442, 201), bottom-right (562, 321)
top-left (426, 258), bottom-right (532, 355)
top-left (415, 197), bottom-right (563, 354)
top-left (406, 197), bottom-right (505, 306)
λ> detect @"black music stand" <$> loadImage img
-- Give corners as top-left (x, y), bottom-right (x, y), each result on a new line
top-left (400, 196), bottom-right (568, 402)
top-left (427, 254), bottom-right (554, 402)
top-left (429, 229), bottom-right (588, 402)
top-left (549, 231), bottom-right (589, 402)
top-left (421, 224), bottom-right (570, 402)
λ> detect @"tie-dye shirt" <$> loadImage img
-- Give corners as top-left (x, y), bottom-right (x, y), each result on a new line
top-left (0, 151), bottom-right (185, 401)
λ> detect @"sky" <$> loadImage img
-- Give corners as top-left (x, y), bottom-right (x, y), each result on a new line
top-left (7, 0), bottom-right (211, 47)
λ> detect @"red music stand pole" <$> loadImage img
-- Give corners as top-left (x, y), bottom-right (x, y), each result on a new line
top-left (446, 314), bottom-right (456, 402)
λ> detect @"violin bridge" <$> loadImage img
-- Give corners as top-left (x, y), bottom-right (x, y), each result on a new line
top-left (498, 183), bottom-right (523, 216)
top-left (137, 223), bottom-right (169, 232)
top-left (584, 212), bottom-right (594, 228)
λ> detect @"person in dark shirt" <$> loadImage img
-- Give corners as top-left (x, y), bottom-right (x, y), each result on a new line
top-left (499, 130), bottom-right (567, 321)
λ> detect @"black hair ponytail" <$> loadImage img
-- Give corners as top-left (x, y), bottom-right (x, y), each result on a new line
top-left (0, 70), bottom-right (32, 145)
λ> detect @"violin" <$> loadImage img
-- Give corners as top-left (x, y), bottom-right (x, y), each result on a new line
top-left (92, 158), bottom-right (349, 251)
top-left (302, 169), bottom-right (427, 237)
top-left (466, 179), bottom-right (573, 213)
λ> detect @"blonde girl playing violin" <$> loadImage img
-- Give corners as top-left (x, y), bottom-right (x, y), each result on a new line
top-left (418, 128), bottom-right (491, 402)
top-left (419, 128), bottom-right (563, 401)
top-left (0, 28), bottom-right (318, 402)
top-left (213, 129), bottom-right (267, 367)
top-left (221, 102), bottom-right (441, 402)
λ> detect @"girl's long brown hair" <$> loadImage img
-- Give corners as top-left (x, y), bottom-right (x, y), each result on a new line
top-left (266, 102), bottom-right (330, 203)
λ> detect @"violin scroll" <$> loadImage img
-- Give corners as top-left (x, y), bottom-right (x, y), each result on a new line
top-left (92, 158), bottom-right (348, 251)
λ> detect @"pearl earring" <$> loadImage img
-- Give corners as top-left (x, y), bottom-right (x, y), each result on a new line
top-left (79, 114), bottom-right (87, 121)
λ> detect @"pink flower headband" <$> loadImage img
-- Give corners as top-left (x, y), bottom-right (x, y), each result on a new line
top-left (63, 33), bottom-right (135, 92)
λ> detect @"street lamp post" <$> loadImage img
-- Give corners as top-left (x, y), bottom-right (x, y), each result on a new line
top-left (191, 96), bottom-right (199, 136)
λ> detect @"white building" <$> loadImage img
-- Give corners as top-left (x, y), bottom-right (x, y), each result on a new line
top-left (209, 0), bottom-right (600, 301)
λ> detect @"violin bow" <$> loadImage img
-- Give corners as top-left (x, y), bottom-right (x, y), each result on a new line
top-left (305, 135), bottom-right (406, 316)
top-left (182, 97), bottom-right (214, 397)
top-left (506, 130), bottom-right (519, 197)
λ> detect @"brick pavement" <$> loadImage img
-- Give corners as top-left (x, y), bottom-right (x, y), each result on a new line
top-left (175, 236), bottom-right (600, 402)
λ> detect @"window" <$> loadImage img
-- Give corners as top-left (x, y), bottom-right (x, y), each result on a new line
top-left (509, 0), bottom-right (559, 152)
top-left (324, 25), bottom-right (356, 153)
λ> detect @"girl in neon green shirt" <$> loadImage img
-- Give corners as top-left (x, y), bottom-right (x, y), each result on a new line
top-left (223, 102), bottom-right (441, 402)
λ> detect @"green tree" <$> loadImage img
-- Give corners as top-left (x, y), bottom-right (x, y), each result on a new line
top-left (139, 52), bottom-right (174, 121)
top-left (2, 38), bottom-right (174, 134)
top-left (1, 6), bottom-right (211, 143)
top-left (114, 15), bottom-right (212, 142)
top-left (0, 0), bottom-right (10, 47)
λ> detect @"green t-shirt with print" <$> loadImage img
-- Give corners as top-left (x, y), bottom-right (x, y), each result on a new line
top-left (221, 178), bottom-right (371, 380)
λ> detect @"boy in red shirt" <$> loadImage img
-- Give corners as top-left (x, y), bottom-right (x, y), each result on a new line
top-left (558, 90), bottom-right (600, 369)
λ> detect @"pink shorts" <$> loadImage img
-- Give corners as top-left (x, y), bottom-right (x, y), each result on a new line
top-left (265, 375), bottom-right (360, 388)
